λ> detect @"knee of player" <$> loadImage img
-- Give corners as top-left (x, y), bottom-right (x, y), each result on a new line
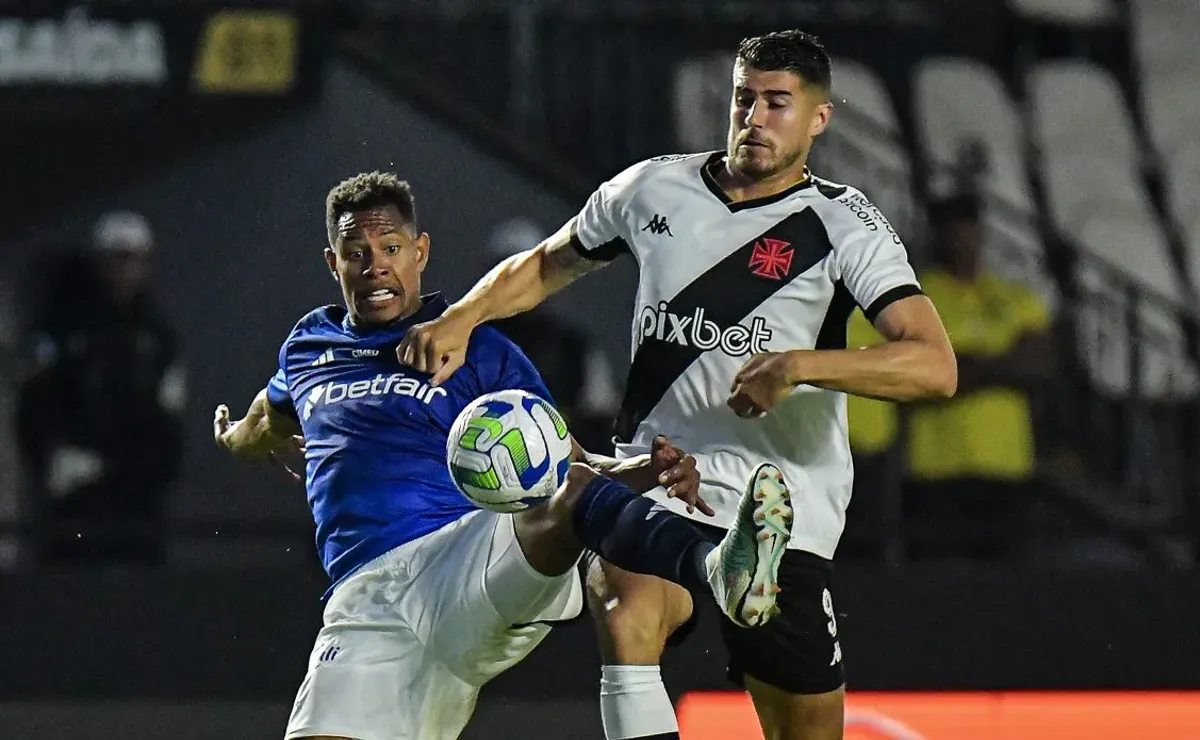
top-left (539, 462), bottom-right (600, 528)
top-left (565, 461), bottom-right (599, 488)
top-left (551, 462), bottom-right (600, 507)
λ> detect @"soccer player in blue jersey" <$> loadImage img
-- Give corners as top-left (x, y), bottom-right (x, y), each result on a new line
top-left (211, 172), bottom-right (794, 740)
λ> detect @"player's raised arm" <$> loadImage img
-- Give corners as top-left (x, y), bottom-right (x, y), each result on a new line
top-left (462, 217), bottom-right (609, 323)
top-left (399, 159), bottom-right (648, 385)
top-left (396, 225), bottom-right (589, 382)
top-left (398, 219), bottom-right (612, 385)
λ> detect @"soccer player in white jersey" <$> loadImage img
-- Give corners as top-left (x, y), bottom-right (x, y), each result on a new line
top-left (399, 31), bottom-right (957, 740)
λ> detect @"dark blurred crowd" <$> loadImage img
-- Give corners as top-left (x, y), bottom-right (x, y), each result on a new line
top-left (14, 212), bottom-right (185, 566)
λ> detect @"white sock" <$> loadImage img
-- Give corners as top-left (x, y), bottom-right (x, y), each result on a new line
top-left (600, 664), bottom-right (679, 739)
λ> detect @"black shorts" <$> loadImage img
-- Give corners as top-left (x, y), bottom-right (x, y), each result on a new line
top-left (674, 523), bottom-right (846, 695)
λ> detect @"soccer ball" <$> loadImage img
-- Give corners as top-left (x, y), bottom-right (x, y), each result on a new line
top-left (446, 389), bottom-right (573, 513)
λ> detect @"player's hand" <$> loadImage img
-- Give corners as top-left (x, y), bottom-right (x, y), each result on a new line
top-left (650, 435), bottom-right (713, 516)
top-left (397, 310), bottom-right (474, 386)
top-left (268, 434), bottom-right (307, 483)
top-left (214, 404), bottom-right (305, 483)
top-left (727, 352), bottom-right (796, 419)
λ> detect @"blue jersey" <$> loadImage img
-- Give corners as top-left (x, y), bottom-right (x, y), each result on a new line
top-left (265, 294), bottom-right (554, 587)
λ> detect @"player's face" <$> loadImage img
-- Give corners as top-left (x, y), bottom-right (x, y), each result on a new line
top-left (727, 63), bottom-right (832, 180)
top-left (325, 205), bottom-right (430, 327)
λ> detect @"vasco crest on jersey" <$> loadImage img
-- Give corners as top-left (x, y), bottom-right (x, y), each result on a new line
top-left (748, 238), bottom-right (794, 280)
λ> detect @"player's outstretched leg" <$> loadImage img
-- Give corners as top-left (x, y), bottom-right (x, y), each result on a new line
top-left (512, 462), bottom-right (793, 627)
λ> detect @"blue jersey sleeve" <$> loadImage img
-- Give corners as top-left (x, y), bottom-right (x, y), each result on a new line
top-left (499, 348), bottom-right (555, 405)
top-left (265, 340), bottom-right (298, 420)
top-left (474, 329), bottom-right (556, 407)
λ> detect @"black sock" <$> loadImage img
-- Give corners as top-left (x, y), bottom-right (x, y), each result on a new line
top-left (571, 475), bottom-right (714, 594)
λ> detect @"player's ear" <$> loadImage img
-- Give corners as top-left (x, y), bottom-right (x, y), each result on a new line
top-left (414, 232), bottom-right (431, 273)
top-left (810, 99), bottom-right (833, 138)
top-left (323, 247), bottom-right (338, 281)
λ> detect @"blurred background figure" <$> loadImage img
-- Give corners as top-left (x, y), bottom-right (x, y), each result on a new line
top-left (845, 188), bottom-right (1056, 562)
top-left (904, 190), bottom-right (1056, 561)
top-left (485, 217), bottom-right (620, 453)
top-left (15, 211), bottom-right (186, 566)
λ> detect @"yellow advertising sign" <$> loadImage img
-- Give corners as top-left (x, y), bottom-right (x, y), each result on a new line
top-left (192, 10), bottom-right (298, 94)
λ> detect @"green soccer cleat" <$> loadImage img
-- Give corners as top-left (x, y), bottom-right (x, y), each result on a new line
top-left (705, 463), bottom-right (794, 628)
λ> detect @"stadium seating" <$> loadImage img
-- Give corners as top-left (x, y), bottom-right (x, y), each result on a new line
top-left (914, 58), bottom-right (1035, 212)
top-left (1027, 60), bottom-right (1195, 398)
top-left (1073, 217), bottom-right (1196, 400)
top-left (1028, 61), bottom-right (1142, 166)
top-left (912, 57), bottom-right (1058, 310)
top-left (1008, 0), bottom-right (1119, 26)
top-left (820, 58), bottom-right (920, 242)
top-left (672, 53), bottom-right (734, 153)
top-left (1131, 1), bottom-right (1200, 297)
top-left (1131, 0), bottom-right (1200, 158)
top-left (1165, 144), bottom-right (1200, 261)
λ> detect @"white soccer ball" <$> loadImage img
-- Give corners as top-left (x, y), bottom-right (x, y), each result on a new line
top-left (446, 389), bottom-right (574, 513)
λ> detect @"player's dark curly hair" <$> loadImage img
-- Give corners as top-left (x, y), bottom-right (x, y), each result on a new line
top-left (736, 30), bottom-right (832, 92)
top-left (325, 171), bottom-right (418, 246)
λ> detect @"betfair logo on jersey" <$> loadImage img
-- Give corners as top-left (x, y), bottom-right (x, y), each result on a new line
top-left (637, 302), bottom-right (772, 356)
top-left (302, 373), bottom-right (447, 420)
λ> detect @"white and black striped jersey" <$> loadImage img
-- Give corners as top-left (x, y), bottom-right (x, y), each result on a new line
top-left (571, 151), bottom-right (920, 558)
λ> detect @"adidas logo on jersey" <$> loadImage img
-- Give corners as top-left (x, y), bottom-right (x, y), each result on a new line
top-left (302, 373), bottom-right (448, 420)
top-left (637, 302), bottom-right (773, 356)
top-left (312, 347), bottom-right (380, 366)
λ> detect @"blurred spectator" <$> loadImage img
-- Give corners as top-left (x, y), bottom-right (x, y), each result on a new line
top-left (15, 212), bottom-right (185, 566)
top-left (484, 217), bottom-right (620, 452)
top-left (848, 193), bottom-right (1055, 561)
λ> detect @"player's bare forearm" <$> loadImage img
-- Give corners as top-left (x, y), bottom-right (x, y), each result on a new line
top-left (217, 389), bottom-right (301, 460)
top-left (449, 219), bottom-right (606, 326)
top-left (786, 340), bottom-right (957, 402)
top-left (791, 294), bottom-right (957, 402)
top-left (568, 436), bottom-right (707, 513)
top-left (588, 452), bottom-right (661, 493)
top-left (568, 437), bottom-right (657, 492)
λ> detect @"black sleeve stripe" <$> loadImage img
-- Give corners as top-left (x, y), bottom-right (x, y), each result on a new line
top-left (864, 284), bottom-right (923, 323)
top-left (568, 230), bottom-right (629, 262)
top-left (815, 181), bottom-right (848, 199)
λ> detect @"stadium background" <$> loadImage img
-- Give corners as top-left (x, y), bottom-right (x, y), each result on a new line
top-left (1, 1), bottom-right (1199, 737)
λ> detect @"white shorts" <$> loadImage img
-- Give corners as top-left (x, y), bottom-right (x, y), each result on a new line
top-left (284, 509), bottom-right (583, 740)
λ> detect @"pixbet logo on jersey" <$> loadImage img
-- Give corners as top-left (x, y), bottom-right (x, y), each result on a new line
top-left (637, 302), bottom-right (773, 356)
top-left (302, 373), bottom-right (447, 420)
